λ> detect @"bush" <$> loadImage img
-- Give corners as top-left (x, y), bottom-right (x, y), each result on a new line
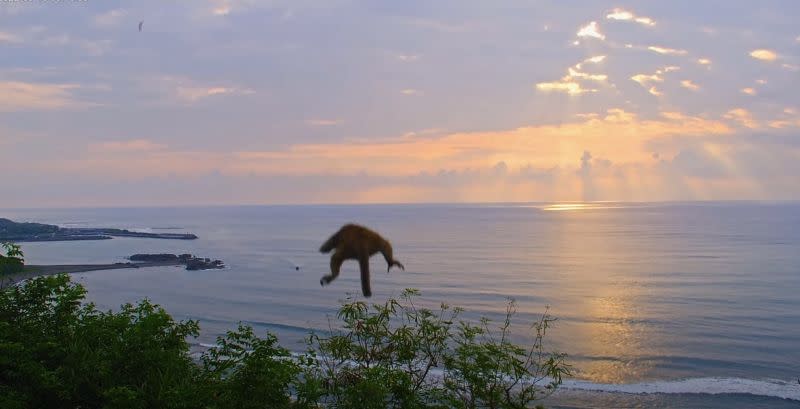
top-left (0, 242), bottom-right (24, 276)
top-left (0, 276), bottom-right (570, 408)
top-left (305, 289), bottom-right (571, 409)
top-left (0, 274), bottom-right (202, 408)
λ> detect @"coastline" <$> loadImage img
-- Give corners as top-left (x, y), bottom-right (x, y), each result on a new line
top-left (2, 261), bottom-right (190, 287)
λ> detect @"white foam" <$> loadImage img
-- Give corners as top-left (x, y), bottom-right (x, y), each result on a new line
top-left (560, 377), bottom-right (800, 401)
top-left (189, 345), bottom-right (800, 401)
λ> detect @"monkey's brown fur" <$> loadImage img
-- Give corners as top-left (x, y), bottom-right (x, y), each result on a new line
top-left (319, 223), bottom-right (405, 297)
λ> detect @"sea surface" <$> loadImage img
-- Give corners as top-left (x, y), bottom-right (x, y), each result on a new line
top-left (3, 202), bottom-right (800, 408)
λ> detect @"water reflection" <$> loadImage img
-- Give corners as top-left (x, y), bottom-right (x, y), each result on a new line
top-left (540, 202), bottom-right (626, 211)
top-left (547, 209), bottom-right (662, 383)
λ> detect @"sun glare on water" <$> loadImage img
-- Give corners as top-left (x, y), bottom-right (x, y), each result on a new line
top-left (542, 203), bottom-right (593, 211)
top-left (541, 203), bottom-right (625, 211)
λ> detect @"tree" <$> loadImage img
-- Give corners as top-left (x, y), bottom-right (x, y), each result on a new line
top-left (0, 242), bottom-right (24, 276)
top-left (0, 275), bottom-right (570, 408)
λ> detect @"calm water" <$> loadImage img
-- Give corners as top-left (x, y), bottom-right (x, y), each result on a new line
top-left (3, 202), bottom-right (800, 407)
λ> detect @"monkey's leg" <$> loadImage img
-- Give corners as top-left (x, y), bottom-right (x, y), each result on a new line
top-left (321, 251), bottom-right (344, 286)
top-left (358, 255), bottom-right (372, 297)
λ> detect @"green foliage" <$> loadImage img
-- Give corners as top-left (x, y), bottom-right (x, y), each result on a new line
top-left (0, 242), bottom-right (24, 276)
top-left (0, 274), bottom-right (202, 408)
top-left (306, 288), bottom-right (571, 409)
top-left (200, 324), bottom-right (302, 409)
top-left (0, 275), bottom-right (570, 409)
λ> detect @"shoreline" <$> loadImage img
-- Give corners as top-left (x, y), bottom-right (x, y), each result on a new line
top-left (2, 261), bottom-right (190, 286)
top-left (0, 217), bottom-right (198, 242)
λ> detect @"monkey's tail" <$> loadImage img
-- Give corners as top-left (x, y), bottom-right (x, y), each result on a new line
top-left (319, 231), bottom-right (341, 253)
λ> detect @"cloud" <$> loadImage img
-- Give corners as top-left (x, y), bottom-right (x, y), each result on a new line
top-left (212, 0), bottom-right (232, 15)
top-left (396, 54), bottom-right (420, 62)
top-left (741, 87), bottom-right (756, 96)
top-left (33, 30), bottom-right (114, 56)
top-left (668, 147), bottom-right (729, 179)
top-left (567, 68), bottom-right (607, 82)
top-left (782, 63), bottom-right (799, 71)
top-left (755, 79), bottom-right (767, 85)
top-left (400, 89), bottom-right (423, 96)
top-left (93, 9), bottom-right (127, 27)
top-left (153, 76), bottom-right (255, 103)
top-left (572, 55), bottom-right (607, 70)
top-left (648, 46), bottom-right (688, 55)
top-left (631, 73), bottom-right (663, 86)
top-left (631, 66), bottom-right (680, 93)
top-left (768, 120), bottom-right (794, 129)
top-left (749, 49), bottom-right (777, 61)
top-left (89, 139), bottom-right (167, 153)
top-left (0, 31), bottom-right (21, 43)
top-left (605, 8), bottom-right (656, 26)
top-left (583, 55), bottom-right (606, 64)
top-left (697, 58), bottom-right (712, 65)
top-left (537, 56), bottom-right (609, 95)
top-left (401, 128), bottom-right (446, 138)
top-left (536, 80), bottom-right (595, 95)
top-left (0, 81), bottom-right (86, 111)
top-left (723, 108), bottom-right (758, 128)
top-left (176, 86), bottom-right (253, 102)
top-left (576, 21), bottom-right (605, 40)
top-left (680, 80), bottom-right (700, 91)
top-left (62, 108), bottom-right (732, 182)
top-left (306, 119), bottom-right (343, 126)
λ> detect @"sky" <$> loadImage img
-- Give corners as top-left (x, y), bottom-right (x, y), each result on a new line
top-left (1, 0), bottom-right (799, 207)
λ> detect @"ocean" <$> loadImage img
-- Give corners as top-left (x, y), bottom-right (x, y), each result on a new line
top-left (3, 202), bottom-right (799, 408)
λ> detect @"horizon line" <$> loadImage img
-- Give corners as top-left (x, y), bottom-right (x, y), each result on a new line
top-left (2, 198), bottom-right (799, 211)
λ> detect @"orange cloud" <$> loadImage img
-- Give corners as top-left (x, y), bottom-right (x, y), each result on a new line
top-left (631, 73), bottom-right (662, 86)
top-left (681, 80), bottom-right (700, 91)
top-left (750, 49), bottom-right (777, 61)
top-left (535, 81), bottom-right (593, 95)
top-left (537, 56), bottom-right (609, 95)
top-left (723, 108), bottom-right (758, 128)
top-left (0, 81), bottom-right (85, 111)
top-left (61, 109), bottom-right (733, 182)
top-left (0, 31), bottom-right (21, 43)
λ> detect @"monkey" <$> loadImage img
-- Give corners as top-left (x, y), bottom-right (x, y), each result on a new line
top-left (318, 223), bottom-right (404, 297)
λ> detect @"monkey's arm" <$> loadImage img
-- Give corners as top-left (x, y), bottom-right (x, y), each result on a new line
top-left (380, 244), bottom-right (404, 272)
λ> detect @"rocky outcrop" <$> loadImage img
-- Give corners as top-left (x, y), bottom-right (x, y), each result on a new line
top-left (127, 253), bottom-right (225, 271)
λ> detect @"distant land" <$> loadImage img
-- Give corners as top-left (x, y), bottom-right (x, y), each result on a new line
top-left (2, 253), bottom-right (225, 287)
top-left (0, 218), bottom-right (198, 242)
